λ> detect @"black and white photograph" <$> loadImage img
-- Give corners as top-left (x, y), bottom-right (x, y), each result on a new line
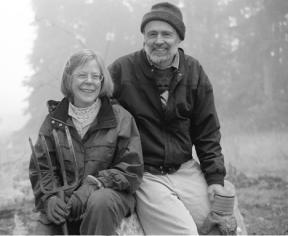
top-left (0, 0), bottom-right (287, 235)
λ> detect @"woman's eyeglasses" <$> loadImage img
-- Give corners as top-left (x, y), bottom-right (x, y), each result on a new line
top-left (73, 72), bottom-right (103, 83)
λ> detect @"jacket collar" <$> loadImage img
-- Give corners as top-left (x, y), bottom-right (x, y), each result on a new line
top-left (93, 96), bottom-right (117, 130)
top-left (136, 49), bottom-right (185, 114)
top-left (49, 96), bottom-right (117, 130)
top-left (139, 48), bottom-right (185, 76)
top-left (48, 97), bottom-right (70, 124)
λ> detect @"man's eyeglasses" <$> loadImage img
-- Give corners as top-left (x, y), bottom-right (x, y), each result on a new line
top-left (73, 72), bottom-right (104, 83)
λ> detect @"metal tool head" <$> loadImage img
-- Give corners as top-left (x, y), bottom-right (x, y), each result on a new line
top-left (29, 127), bottom-right (79, 195)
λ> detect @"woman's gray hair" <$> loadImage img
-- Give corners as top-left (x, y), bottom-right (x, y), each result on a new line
top-left (61, 49), bottom-right (114, 98)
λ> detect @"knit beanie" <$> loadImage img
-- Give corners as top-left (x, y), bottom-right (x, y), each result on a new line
top-left (140, 2), bottom-right (185, 40)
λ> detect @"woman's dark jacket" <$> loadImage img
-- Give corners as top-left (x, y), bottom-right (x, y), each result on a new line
top-left (29, 96), bottom-right (143, 212)
top-left (108, 49), bottom-right (226, 186)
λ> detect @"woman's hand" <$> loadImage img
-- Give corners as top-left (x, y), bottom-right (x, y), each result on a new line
top-left (67, 175), bottom-right (103, 220)
top-left (67, 194), bottom-right (83, 221)
top-left (46, 195), bottom-right (69, 225)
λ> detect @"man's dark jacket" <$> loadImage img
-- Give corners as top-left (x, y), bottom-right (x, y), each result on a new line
top-left (108, 49), bottom-right (226, 186)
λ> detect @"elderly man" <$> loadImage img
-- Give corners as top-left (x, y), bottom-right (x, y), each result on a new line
top-left (109, 2), bottom-right (244, 234)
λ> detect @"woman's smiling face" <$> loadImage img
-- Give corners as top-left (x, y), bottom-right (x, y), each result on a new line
top-left (71, 59), bottom-right (102, 108)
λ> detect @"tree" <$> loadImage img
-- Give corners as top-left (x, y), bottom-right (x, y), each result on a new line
top-left (13, 0), bottom-right (288, 153)
top-left (222, 0), bottom-right (288, 129)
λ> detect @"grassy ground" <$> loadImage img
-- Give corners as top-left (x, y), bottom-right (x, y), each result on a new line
top-left (223, 130), bottom-right (288, 235)
top-left (227, 168), bottom-right (288, 235)
top-left (0, 130), bottom-right (287, 234)
top-left (238, 176), bottom-right (288, 235)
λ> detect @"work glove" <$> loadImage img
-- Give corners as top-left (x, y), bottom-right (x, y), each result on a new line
top-left (67, 193), bottom-right (83, 221)
top-left (199, 193), bottom-right (237, 235)
top-left (199, 211), bottom-right (237, 235)
top-left (67, 175), bottom-right (103, 221)
top-left (46, 195), bottom-right (70, 225)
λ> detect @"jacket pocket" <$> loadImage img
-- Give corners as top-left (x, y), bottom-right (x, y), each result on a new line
top-left (84, 144), bottom-right (115, 174)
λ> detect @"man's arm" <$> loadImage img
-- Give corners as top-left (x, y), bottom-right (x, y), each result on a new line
top-left (190, 64), bottom-right (226, 187)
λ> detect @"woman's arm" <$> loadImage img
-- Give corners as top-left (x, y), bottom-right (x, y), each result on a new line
top-left (29, 115), bottom-right (62, 212)
top-left (97, 107), bottom-right (144, 193)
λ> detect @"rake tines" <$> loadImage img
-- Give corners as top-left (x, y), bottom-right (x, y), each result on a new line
top-left (29, 127), bottom-right (79, 234)
top-left (30, 128), bottom-right (79, 194)
top-left (64, 126), bottom-right (79, 183)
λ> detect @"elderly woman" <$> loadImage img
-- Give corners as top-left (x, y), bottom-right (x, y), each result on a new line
top-left (29, 49), bottom-right (143, 235)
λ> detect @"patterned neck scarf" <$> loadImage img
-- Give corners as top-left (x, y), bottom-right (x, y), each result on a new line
top-left (68, 99), bottom-right (101, 138)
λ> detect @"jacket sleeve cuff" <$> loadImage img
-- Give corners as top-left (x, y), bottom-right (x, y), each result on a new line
top-left (205, 174), bottom-right (225, 186)
top-left (87, 175), bottom-right (104, 189)
top-left (96, 176), bottom-right (108, 188)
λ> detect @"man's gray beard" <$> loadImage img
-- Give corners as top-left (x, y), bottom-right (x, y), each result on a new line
top-left (149, 53), bottom-right (172, 65)
top-left (144, 45), bottom-right (174, 67)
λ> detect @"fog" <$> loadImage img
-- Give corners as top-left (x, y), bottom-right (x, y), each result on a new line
top-left (0, 0), bottom-right (287, 234)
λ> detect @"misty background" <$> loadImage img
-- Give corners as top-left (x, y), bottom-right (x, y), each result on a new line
top-left (0, 0), bottom-right (288, 234)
